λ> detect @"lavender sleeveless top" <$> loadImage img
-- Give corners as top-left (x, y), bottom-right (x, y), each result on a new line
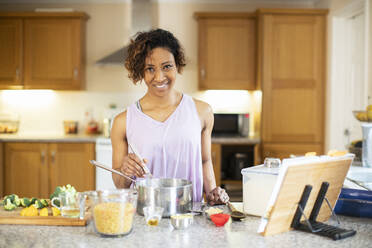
top-left (126, 94), bottom-right (203, 202)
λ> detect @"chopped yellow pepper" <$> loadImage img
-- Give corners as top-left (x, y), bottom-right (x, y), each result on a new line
top-left (39, 207), bottom-right (49, 216)
top-left (52, 207), bottom-right (61, 216)
top-left (20, 205), bottom-right (39, 216)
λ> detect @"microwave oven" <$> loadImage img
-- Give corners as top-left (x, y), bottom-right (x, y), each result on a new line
top-left (212, 113), bottom-right (250, 137)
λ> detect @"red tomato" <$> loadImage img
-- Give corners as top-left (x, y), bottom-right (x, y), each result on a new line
top-left (210, 213), bottom-right (230, 227)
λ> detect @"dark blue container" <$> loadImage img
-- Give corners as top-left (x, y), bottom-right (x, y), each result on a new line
top-left (334, 188), bottom-right (372, 218)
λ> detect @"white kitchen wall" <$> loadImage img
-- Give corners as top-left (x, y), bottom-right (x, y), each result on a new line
top-left (0, 0), bottom-right (313, 136)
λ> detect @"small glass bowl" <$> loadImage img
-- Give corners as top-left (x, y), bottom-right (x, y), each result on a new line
top-left (170, 214), bottom-right (194, 230)
top-left (143, 206), bottom-right (164, 226)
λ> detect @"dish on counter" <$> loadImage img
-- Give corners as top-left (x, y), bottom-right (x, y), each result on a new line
top-left (170, 213), bottom-right (193, 229)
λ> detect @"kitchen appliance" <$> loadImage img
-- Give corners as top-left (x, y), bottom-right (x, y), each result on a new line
top-left (95, 138), bottom-right (116, 190)
top-left (229, 153), bottom-right (252, 180)
top-left (212, 113), bottom-right (249, 137)
top-left (241, 161), bottom-right (280, 217)
top-left (136, 178), bottom-right (193, 217)
top-left (361, 123), bottom-right (372, 167)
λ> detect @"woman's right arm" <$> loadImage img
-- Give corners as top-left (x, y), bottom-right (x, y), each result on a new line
top-left (111, 111), bottom-right (145, 188)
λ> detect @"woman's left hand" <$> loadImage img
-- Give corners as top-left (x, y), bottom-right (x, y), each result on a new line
top-left (206, 187), bottom-right (229, 206)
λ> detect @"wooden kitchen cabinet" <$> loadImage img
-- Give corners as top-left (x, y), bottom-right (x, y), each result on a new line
top-left (0, 19), bottom-right (22, 89)
top-left (262, 143), bottom-right (323, 160)
top-left (195, 12), bottom-right (257, 90)
top-left (3, 142), bottom-right (95, 198)
top-left (0, 12), bottom-right (87, 90)
top-left (258, 9), bottom-right (328, 159)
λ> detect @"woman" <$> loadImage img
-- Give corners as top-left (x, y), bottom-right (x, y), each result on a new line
top-left (111, 29), bottom-right (229, 205)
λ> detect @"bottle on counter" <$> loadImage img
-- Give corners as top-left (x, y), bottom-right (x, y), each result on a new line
top-left (102, 103), bottom-right (118, 138)
top-left (84, 108), bottom-right (99, 135)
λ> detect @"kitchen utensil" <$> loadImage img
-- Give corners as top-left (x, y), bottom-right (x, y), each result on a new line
top-left (79, 189), bottom-right (137, 237)
top-left (89, 160), bottom-right (136, 184)
top-left (345, 177), bottom-right (371, 191)
top-left (170, 213), bottom-right (194, 229)
top-left (361, 123), bottom-right (372, 167)
top-left (143, 206), bottom-right (163, 226)
top-left (136, 178), bottom-right (193, 217)
top-left (51, 191), bottom-right (80, 218)
top-left (128, 143), bottom-right (152, 176)
top-left (226, 201), bottom-right (246, 220)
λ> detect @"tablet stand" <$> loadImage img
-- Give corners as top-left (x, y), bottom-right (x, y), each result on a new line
top-left (291, 182), bottom-right (356, 240)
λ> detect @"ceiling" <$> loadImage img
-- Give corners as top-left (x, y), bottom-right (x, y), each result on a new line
top-left (0, 0), bottom-right (321, 5)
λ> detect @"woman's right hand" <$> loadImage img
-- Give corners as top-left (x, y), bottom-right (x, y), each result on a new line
top-left (120, 153), bottom-right (147, 178)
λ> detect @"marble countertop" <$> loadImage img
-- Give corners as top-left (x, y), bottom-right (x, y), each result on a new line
top-left (0, 213), bottom-right (370, 248)
top-left (0, 133), bottom-right (260, 144)
top-left (0, 133), bottom-right (103, 142)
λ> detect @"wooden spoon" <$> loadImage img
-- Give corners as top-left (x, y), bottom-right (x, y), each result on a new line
top-left (226, 202), bottom-right (246, 221)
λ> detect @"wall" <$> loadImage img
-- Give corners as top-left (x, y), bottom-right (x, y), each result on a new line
top-left (0, 0), bottom-right (314, 135)
top-left (315, 0), bottom-right (371, 151)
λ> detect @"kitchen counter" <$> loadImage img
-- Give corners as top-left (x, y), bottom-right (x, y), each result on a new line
top-left (212, 136), bottom-right (260, 144)
top-left (0, 214), bottom-right (370, 248)
top-left (0, 133), bottom-right (261, 144)
top-left (0, 133), bottom-right (102, 142)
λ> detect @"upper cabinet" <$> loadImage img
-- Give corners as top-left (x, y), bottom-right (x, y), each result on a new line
top-left (258, 9), bottom-right (328, 157)
top-left (195, 13), bottom-right (257, 90)
top-left (0, 19), bottom-right (22, 88)
top-left (0, 12), bottom-right (88, 90)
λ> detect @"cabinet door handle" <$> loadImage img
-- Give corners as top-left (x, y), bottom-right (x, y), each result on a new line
top-left (15, 68), bottom-right (20, 80)
top-left (211, 151), bottom-right (216, 164)
top-left (201, 68), bottom-right (206, 80)
top-left (50, 151), bottom-right (56, 164)
top-left (41, 151), bottom-right (46, 164)
top-left (73, 68), bottom-right (79, 79)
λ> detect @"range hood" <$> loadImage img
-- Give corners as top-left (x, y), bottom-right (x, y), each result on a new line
top-left (96, 0), bottom-right (154, 65)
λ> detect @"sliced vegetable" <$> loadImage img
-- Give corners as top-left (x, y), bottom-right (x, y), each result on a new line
top-left (33, 199), bottom-right (44, 209)
top-left (40, 199), bottom-right (49, 208)
top-left (52, 207), bottom-right (61, 216)
top-left (49, 184), bottom-right (77, 207)
top-left (39, 208), bottom-right (49, 216)
top-left (4, 199), bottom-right (16, 211)
top-left (20, 205), bottom-right (38, 216)
top-left (30, 197), bottom-right (38, 205)
top-left (20, 198), bottom-right (32, 207)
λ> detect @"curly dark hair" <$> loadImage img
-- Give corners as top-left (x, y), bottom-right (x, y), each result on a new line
top-left (124, 29), bottom-right (186, 84)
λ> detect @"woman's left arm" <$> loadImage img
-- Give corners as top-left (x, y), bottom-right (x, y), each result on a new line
top-left (195, 99), bottom-right (229, 205)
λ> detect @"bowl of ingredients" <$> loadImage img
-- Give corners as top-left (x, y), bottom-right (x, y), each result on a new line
top-left (92, 189), bottom-right (137, 237)
top-left (204, 206), bottom-right (224, 218)
top-left (143, 206), bottom-right (164, 226)
top-left (0, 113), bottom-right (19, 134)
top-left (170, 213), bottom-right (194, 230)
top-left (353, 111), bottom-right (370, 122)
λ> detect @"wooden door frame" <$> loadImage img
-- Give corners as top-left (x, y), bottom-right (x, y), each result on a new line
top-left (326, 0), bottom-right (370, 151)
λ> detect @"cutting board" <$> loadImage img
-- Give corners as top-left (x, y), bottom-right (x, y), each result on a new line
top-left (0, 207), bottom-right (88, 226)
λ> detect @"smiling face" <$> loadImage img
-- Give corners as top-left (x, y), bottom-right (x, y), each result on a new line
top-left (143, 47), bottom-right (177, 97)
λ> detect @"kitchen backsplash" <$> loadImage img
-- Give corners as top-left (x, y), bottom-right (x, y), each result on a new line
top-left (0, 89), bottom-right (261, 136)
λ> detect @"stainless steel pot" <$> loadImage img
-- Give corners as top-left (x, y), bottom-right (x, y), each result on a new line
top-left (136, 178), bottom-right (193, 217)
